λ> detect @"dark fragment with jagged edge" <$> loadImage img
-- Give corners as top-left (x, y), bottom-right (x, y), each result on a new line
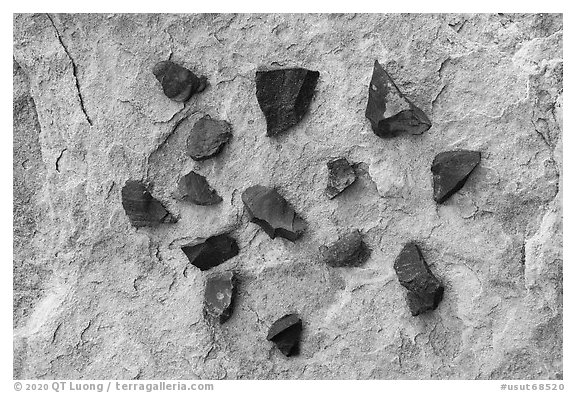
top-left (255, 68), bottom-right (320, 136)
top-left (152, 60), bottom-right (207, 102)
top-left (365, 60), bottom-right (431, 138)
top-left (177, 170), bottom-right (222, 206)
top-left (326, 158), bottom-right (357, 199)
top-left (204, 271), bottom-right (235, 324)
top-left (186, 115), bottom-right (233, 161)
top-left (121, 180), bottom-right (176, 228)
top-left (393, 243), bottom-right (444, 316)
top-left (320, 230), bottom-right (371, 267)
top-left (182, 234), bottom-right (239, 271)
top-left (241, 185), bottom-right (306, 242)
top-left (267, 314), bottom-right (302, 357)
top-left (432, 150), bottom-right (481, 204)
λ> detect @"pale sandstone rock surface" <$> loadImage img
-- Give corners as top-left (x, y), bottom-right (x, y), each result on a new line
top-left (13, 13), bottom-right (562, 379)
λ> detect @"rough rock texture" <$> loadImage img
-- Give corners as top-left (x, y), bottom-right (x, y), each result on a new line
top-left (13, 13), bottom-right (562, 379)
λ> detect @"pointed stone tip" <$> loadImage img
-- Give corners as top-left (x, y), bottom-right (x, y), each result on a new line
top-left (432, 150), bottom-right (481, 204)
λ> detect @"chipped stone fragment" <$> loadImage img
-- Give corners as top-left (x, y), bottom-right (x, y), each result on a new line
top-left (204, 271), bottom-right (235, 324)
top-left (326, 158), bottom-right (357, 199)
top-left (177, 170), bottom-right (222, 206)
top-left (241, 185), bottom-right (306, 242)
top-left (267, 314), bottom-right (302, 357)
top-left (186, 115), bottom-right (232, 161)
top-left (121, 180), bottom-right (176, 227)
top-left (365, 60), bottom-right (431, 138)
top-left (182, 234), bottom-right (239, 271)
top-left (431, 150), bottom-right (481, 204)
top-left (393, 243), bottom-right (444, 316)
top-left (255, 68), bottom-right (320, 136)
top-left (320, 230), bottom-right (371, 267)
top-left (152, 60), bottom-right (207, 102)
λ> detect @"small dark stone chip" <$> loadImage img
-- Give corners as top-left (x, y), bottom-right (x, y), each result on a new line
top-left (186, 115), bottom-right (233, 161)
top-left (326, 158), bottom-right (357, 199)
top-left (431, 150), bottom-right (481, 204)
top-left (182, 234), bottom-right (239, 271)
top-left (178, 170), bottom-right (222, 206)
top-left (255, 68), bottom-right (320, 136)
top-left (152, 60), bottom-right (207, 102)
top-left (241, 185), bottom-right (306, 242)
top-left (320, 230), bottom-right (371, 267)
top-left (365, 60), bottom-right (431, 138)
top-left (204, 271), bottom-right (235, 324)
top-left (121, 180), bottom-right (176, 228)
top-left (267, 313), bottom-right (302, 357)
top-left (393, 242), bottom-right (444, 316)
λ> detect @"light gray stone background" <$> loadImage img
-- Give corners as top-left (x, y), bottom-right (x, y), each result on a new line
top-left (13, 13), bottom-right (562, 379)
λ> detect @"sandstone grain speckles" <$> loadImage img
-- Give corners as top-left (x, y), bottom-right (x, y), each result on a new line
top-left (320, 230), bottom-right (371, 267)
top-left (255, 68), bottom-right (320, 136)
top-left (204, 271), bottom-right (235, 324)
top-left (121, 180), bottom-right (176, 228)
top-left (186, 115), bottom-right (233, 161)
top-left (393, 243), bottom-right (444, 316)
top-left (152, 60), bottom-right (207, 102)
top-left (182, 234), bottom-right (239, 271)
top-left (326, 158), bottom-right (357, 199)
top-left (241, 185), bottom-right (306, 242)
top-left (365, 60), bottom-right (431, 138)
top-left (432, 150), bottom-right (481, 204)
top-left (177, 170), bottom-right (222, 206)
top-left (267, 314), bottom-right (302, 357)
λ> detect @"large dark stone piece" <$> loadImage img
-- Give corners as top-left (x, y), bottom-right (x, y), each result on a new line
top-left (266, 314), bottom-right (302, 357)
top-left (121, 180), bottom-right (176, 228)
top-left (431, 150), bottom-right (481, 204)
top-left (241, 185), bottom-right (306, 242)
top-left (178, 170), bottom-right (222, 205)
top-left (186, 115), bottom-right (233, 161)
top-left (204, 271), bottom-right (235, 324)
top-left (320, 230), bottom-right (371, 267)
top-left (182, 234), bottom-right (239, 271)
top-left (365, 60), bottom-right (431, 138)
top-left (152, 60), bottom-right (207, 102)
top-left (326, 158), bottom-right (357, 199)
top-left (393, 243), bottom-right (444, 316)
top-left (255, 68), bottom-right (320, 136)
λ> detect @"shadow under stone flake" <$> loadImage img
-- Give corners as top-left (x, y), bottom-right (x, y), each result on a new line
top-left (182, 234), bottom-right (239, 271)
top-left (320, 230), bottom-right (371, 267)
top-left (393, 243), bottom-right (444, 316)
top-left (255, 67), bottom-right (320, 137)
top-left (121, 180), bottom-right (176, 228)
top-left (365, 60), bottom-right (431, 138)
top-left (266, 314), bottom-right (302, 357)
top-left (177, 170), bottom-right (222, 206)
top-left (326, 158), bottom-right (357, 199)
top-left (186, 115), bottom-right (233, 161)
top-left (204, 271), bottom-right (235, 324)
top-left (152, 60), bottom-right (207, 102)
top-left (431, 150), bottom-right (481, 204)
top-left (241, 185), bottom-right (306, 242)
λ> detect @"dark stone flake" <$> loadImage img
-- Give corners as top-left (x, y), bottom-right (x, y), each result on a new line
top-left (365, 60), bottom-right (431, 138)
top-left (186, 115), bottom-right (233, 161)
top-left (182, 234), bottom-right (239, 271)
top-left (255, 68), bottom-right (320, 136)
top-left (152, 60), bottom-right (207, 102)
top-left (326, 158), bottom-right (357, 199)
top-left (177, 170), bottom-right (222, 206)
top-left (121, 180), bottom-right (176, 228)
top-left (241, 185), bottom-right (306, 242)
top-left (431, 150), bottom-right (481, 204)
top-left (320, 230), bottom-right (371, 267)
top-left (204, 271), bottom-right (235, 324)
top-left (393, 243), bottom-right (444, 316)
top-left (267, 313), bottom-right (302, 357)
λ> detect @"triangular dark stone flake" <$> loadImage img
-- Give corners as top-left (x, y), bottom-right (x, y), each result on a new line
top-left (182, 234), bottom-right (239, 271)
top-left (365, 60), bottom-right (431, 138)
top-left (267, 314), bottom-right (302, 357)
top-left (431, 150), bottom-right (481, 204)
top-left (152, 60), bottom-right (207, 102)
top-left (255, 68), bottom-right (320, 136)
top-left (121, 180), bottom-right (176, 228)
